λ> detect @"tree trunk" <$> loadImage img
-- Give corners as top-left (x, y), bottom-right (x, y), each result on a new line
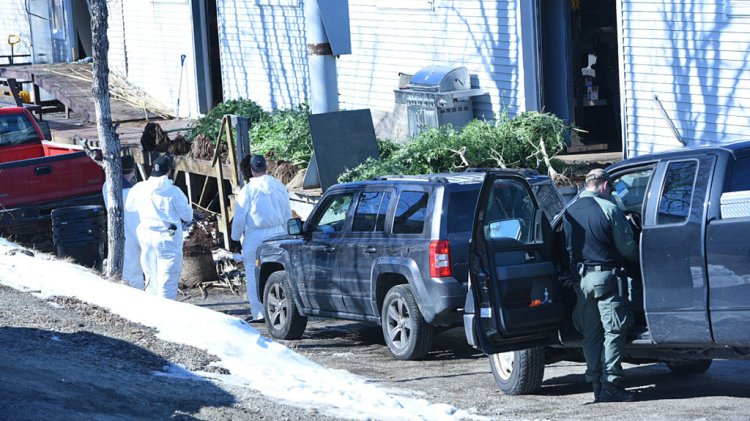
top-left (91, 0), bottom-right (124, 278)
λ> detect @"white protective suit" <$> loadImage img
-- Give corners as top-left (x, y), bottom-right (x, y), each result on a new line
top-left (125, 175), bottom-right (193, 299)
top-left (103, 179), bottom-right (143, 289)
top-left (231, 174), bottom-right (292, 320)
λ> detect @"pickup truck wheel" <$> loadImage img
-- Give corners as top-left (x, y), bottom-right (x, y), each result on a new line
top-left (489, 347), bottom-right (545, 395)
top-left (381, 285), bottom-right (433, 360)
top-left (263, 271), bottom-right (307, 340)
top-left (666, 359), bottom-right (712, 374)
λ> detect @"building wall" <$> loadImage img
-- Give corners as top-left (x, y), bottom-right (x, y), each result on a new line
top-left (0, 2), bottom-right (38, 61)
top-left (106, 0), bottom-right (199, 118)
top-left (620, 0), bottom-right (750, 156)
top-left (217, 0), bottom-right (531, 138)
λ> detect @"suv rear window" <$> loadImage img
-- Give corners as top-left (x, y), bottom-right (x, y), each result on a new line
top-left (393, 191), bottom-right (428, 234)
top-left (447, 189), bottom-right (479, 233)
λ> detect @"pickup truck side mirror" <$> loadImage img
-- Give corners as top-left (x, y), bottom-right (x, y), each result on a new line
top-left (37, 120), bottom-right (52, 140)
top-left (287, 217), bottom-right (304, 236)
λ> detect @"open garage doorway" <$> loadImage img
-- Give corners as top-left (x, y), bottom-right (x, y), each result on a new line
top-left (192, 0), bottom-right (224, 114)
top-left (539, 0), bottom-right (622, 153)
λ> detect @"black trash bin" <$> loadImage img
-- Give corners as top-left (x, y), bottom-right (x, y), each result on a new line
top-left (51, 205), bottom-right (106, 269)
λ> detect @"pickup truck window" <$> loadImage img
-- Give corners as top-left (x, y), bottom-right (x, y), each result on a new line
top-left (393, 191), bottom-right (428, 234)
top-left (612, 168), bottom-right (653, 213)
top-left (311, 192), bottom-right (354, 233)
top-left (657, 160), bottom-right (698, 225)
top-left (729, 157), bottom-right (750, 191)
top-left (352, 191), bottom-right (390, 232)
top-left (0, 114), bottom-right (38, 146)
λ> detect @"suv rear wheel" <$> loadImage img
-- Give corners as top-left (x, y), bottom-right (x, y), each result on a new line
top-left (263, 271), bottom-right (307, 339)
top-left (381, 285), bottom-right (433, 360)
top-left (665, 359), bottom-right (712, 374)
top-left (489, 347), bottom-right (545, 395)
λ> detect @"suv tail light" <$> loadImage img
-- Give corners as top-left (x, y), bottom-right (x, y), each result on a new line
top-left (429, 240), bottom-right (452, 278)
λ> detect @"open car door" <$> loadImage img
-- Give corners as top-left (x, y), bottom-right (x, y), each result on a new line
top-left (469, 171), bottom-right (565, 354)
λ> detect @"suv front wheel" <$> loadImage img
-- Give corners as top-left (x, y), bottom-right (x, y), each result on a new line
top-left (489, 347), bottom-right (545, 395)
top-left (381, 285), bottom-right (433, 360)
top-left (263, 271), bottom-right (307, 339)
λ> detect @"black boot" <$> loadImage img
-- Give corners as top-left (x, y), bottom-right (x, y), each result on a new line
top-left (592, 381), bottom-right (602, 402)
top-left (598, 382), bottom-right (636, 402)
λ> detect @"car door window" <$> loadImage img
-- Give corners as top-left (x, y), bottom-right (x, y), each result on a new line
top-left (393, 191), bottom-right (428, 234)
top-left (657, 160), bottom-right (698, 225)
top-left (483, 179), bottom-right (534, 243)
top-left (352, 191), bottom-right (390, 232)
top-left (310, 193), bottom-right (354, 234)
top-left (611, 168), bottom-right (654, 213)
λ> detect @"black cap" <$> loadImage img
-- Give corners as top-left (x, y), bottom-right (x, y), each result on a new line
top-left (151, 155), bottom-right (173, 177)
top-left (121, 155), bottom-right (136, 173)
top-left (250, 154), bottom-right (266, 173)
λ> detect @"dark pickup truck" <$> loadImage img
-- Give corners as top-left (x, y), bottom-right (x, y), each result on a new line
top-left (464, 141), bottom-right (750, 394)
top-left (0, 107), bottom-right (104, 232)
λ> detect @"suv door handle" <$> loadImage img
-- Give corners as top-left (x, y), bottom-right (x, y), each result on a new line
top-left (35, 165), bottom-right (52, 175)
top-left (364, 247), bottom-right (377, 254)
top-left (324, 246), bottom-right (336, 253)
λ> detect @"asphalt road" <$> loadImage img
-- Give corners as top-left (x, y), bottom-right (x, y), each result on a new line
top-left (3, 281), bottom-right (750, 420)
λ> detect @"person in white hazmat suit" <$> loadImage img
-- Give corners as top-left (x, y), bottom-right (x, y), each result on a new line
top-left (102, 155), bottom-right (143, 289)
top-left (231, 154), bottom-right (291, 322)
top-left (125, 155), bottom-right (193, 299)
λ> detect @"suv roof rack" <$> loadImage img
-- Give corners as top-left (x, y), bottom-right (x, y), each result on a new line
top-left (374, 172), bottom-right (485, 184)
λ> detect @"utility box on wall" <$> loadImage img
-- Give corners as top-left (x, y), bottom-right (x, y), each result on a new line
top-left (394, 66), bottom-right (486, 138)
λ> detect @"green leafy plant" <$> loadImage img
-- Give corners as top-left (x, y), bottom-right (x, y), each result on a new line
top-left (188, 98), bottom-right (266, 142)
top-left (338, 111), bottom-right (569, 183)
top-left (249, 104), bottom-right (312, 167)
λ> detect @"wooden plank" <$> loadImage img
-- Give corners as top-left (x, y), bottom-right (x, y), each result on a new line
top-left (129, 149), bottom-right (234, 181)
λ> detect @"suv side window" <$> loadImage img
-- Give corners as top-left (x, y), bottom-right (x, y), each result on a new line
top-left (729, 157), bottom-right (750, 192)
top-left (484, 179), bottom-right (535, 243)
top-left (447, 189), bottom-right (479, 233)
top-left (352, 191), bottom-right (391, 232)
top-left (393, 191), bottom-right (428, 234)
top-left (657, 160), bottom-right (698, 225)
top-left (310, 192), bottom-right (354, 234)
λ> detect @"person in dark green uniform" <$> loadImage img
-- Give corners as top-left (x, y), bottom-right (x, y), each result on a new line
top-left (564, 168), bottom-right (639, 402)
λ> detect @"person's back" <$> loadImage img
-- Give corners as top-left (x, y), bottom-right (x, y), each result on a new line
top-left (243, 174), bottom-right (291, 231)
top-left (133, 175), bottom-right (192, 232)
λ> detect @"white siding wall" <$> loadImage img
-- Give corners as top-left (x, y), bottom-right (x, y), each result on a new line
top-left (217, 0), bottom-right (529, 135)
top-left (107, 0), bottom-right (199, 118)
top-left (0, 2), bottom-right (34, 60)
top-left (620, 0), bottom-right (750, 156)
top-left (218, 1), bottom-right (307, 110)
top-left (107, 0), bottom-right (127, 75)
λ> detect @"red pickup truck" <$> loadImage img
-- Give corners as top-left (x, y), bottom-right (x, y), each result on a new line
top-left (0, 107), bottom-right (104, 232)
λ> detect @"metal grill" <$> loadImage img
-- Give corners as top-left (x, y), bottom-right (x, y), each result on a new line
top-left (394, 65), bottom-right (486, 138)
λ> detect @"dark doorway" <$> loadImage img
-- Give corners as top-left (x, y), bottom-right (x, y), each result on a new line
top-left (192, 0), bottom-right (224, 113)
top-left (540, 0), bottom-right (622, 153)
